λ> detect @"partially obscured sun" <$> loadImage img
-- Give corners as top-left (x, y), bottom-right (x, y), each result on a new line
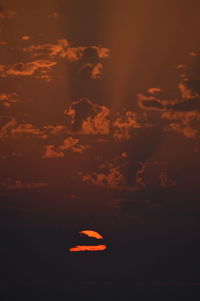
top-left (69, 230), bottom-right (107, 252)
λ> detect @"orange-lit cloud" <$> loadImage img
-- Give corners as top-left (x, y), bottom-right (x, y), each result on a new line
top-left (43, 125), bottom-right (66, 135)
top-left (80, 166), bottom-right (125, 190)
top-left (11, 123), bottom-right (48, 139)
top-left (65, 98), bottom-right (110, 135)
top-left (113, 111), bottom-right (141, 141)
top-left (80, 62), bottom-right (104, 79)
top-left (69, 245), bottom-right (107, 252)
top-left (137, 93), bottom-right (179, 111)
top-left (42, 145), bottom-right (64, 158)
top-left (175, 64), bottom-right (187, 69)
top-left (0, 93), bottom-right (19, 107)
top-left (138, 78), bottom-right (200, 112)
top-left (147, 88), bottom-right (161, 94)
top-left (21, 36), bottom-right (30, 41)
top-left (80, 230), bottom-right (103, 239)
top-left (0, 117), bottom-right (17, 139)
top-left (137, 77), bottom-right (200, 141)
top-left (43, 137), bottom-right (88, 158)
top-left (23, 40), bottom-right (110, 62)
top-left (60, 137), bottom-right (88, 153)
top-left (162, 111), bottom-right (200, 139)
top-left (91, 63), bottom-right (103, 79)
top-left (0, 118), bottom-right (67, 141)
top-left (0, 60), bottom-right (56, 81)
top-left (94, 47), bottom-right (110, 59)
top-left (81, 108), bottom-right (110, 135)
top-left (65, 98), bottom-right (150, 140)
top-left (178, 78), bottom-right (199, 99)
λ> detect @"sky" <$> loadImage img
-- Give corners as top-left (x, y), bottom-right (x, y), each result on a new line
top-left (1, 0), bottom-right (200, 299)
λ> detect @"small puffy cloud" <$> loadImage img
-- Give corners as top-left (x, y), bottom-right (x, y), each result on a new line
top-left (189, 51), bottom-right (198, 57)
top-left (91, 63), bottom-right (103, 79)
top-left (48, 12), bottom-right (60, 18)
top-left (43, 125), bottom-right (66, 135)
top-left (0, 7), bottom-right (16, 19)
top-left (0, 93), bottom-right (19, 107)
top-left (43, 137), bottom-right (88, 158)
top-left (178, 78), bottom-right (199, 99)
top-left (80, 63), bottom-right (104, 79)
top-left (21, 36), bottom-right (30, 41)
top-left (147, 88), bottom-right (161, 94)
top-left (175, 64), bottom-right (187, 69)
top-left (95, 47), bottom-right (110, 59)
top-left (79, 162), bottom-right (127, 190)
top-left (162, 111), bottom-right (200, 139)
top-left (60, 137), bottom-right (88, 153)
top-left (121, 152), bottom-right (128, 159)
top-left (42, 145), bottom-right (64, 158)
top-left (0, 179), bottom-right (48, 190)
top-left (113, 111), bottom-right (141, 141)
top-left (80, 168), bottom-right (125, 190)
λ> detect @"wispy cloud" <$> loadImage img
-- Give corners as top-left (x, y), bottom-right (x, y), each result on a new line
top-left (0, 179), bottom-right (48, 190)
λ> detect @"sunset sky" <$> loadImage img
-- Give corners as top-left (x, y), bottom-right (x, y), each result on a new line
top-left (1, 0), bottom-right (200, 299)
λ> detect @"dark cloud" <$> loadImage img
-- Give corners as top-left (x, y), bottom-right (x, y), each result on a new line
top-left (172, 98), bottom-right (200, 111)
top-left (183, 78), bottom-right (200, 96)
top-left (65, 98), bottom-right (110, 134)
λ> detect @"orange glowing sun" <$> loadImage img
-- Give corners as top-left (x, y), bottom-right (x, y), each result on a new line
top-left (69, 230), bottom-right (107, 252)
top-left (79, 230), bottom-right (103, 239)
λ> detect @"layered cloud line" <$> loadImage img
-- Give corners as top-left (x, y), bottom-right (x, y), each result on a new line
top-left (0, 38), bottom-right (110, 81)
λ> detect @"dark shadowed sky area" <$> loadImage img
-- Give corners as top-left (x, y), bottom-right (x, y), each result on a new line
top-left (1, 0), bottom-right (200, 299)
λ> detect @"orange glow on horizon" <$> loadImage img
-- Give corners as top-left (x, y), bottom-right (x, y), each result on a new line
top-left (69, 244), bottom-right (107, 252)
top-left (79, 230), bottom-right (103, 239)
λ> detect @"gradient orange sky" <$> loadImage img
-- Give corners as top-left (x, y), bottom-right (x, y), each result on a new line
top-left (1, 0), bottom-right (200, 299)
